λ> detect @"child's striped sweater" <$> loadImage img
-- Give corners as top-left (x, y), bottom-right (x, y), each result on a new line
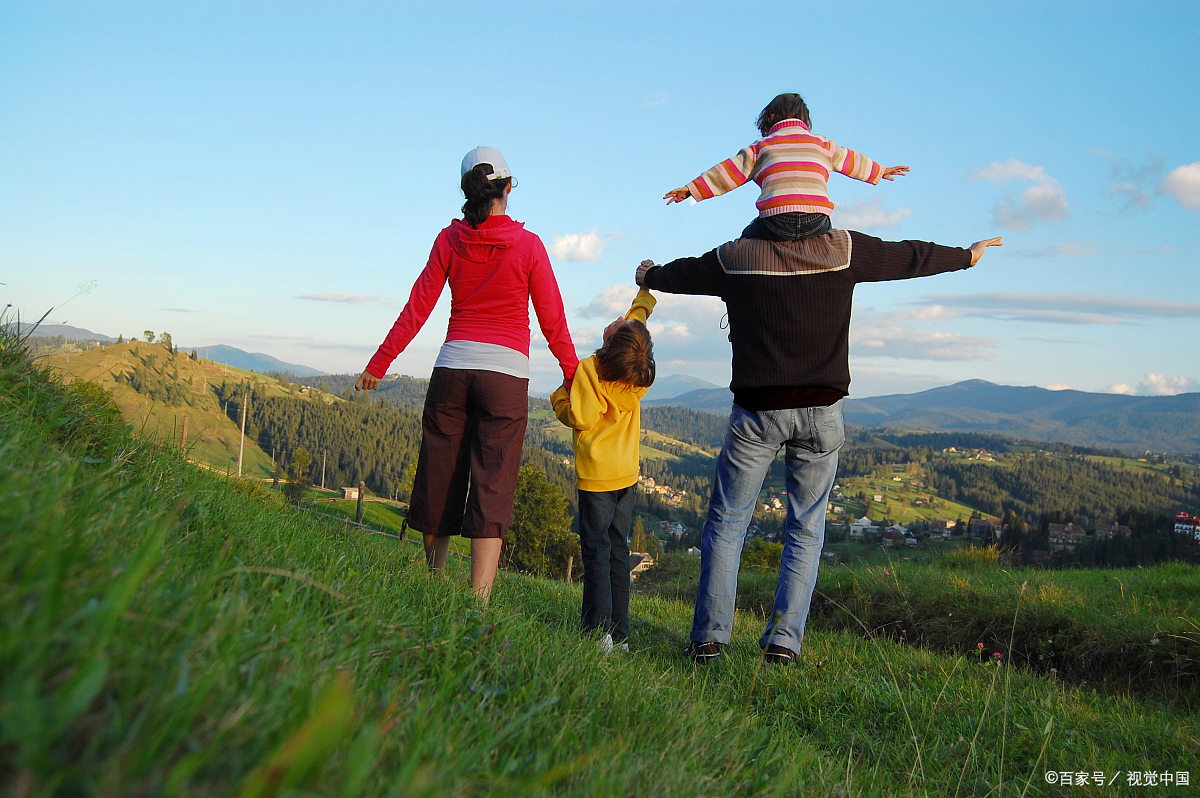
top-left (686, 118), bottom-right (883, 217)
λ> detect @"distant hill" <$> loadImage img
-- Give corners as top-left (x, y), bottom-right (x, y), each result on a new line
top-left (842, 380), bottom-right (1200, 454)
top-left (643, 374), bottom-right (723, 402)
top-left (7, 322), bottom-right (114, 342)
top-left (644, 386), bottom-right (733, 413)
top-left (188, 345), bottom-right (324, 377)
top-left (646, 379), bottom-right (1200, 455)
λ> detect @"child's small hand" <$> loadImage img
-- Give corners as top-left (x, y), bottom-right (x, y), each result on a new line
top-left (664, 187), bottom-right (692, 204)
top-left (636, 259), bottom-right (655, 286)
top-left (881, 165), bottom-right (910, 181)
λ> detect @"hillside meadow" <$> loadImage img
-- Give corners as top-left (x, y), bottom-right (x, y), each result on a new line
top-left (3, 337), bottom-right (1198, 796)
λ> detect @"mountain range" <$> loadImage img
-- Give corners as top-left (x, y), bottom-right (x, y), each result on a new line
top-left (649, 380), bottom-right (1200, 455)
top-left (11, 322), bottom-right (325, 377)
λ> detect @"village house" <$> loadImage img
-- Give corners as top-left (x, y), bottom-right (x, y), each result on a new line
top-left (849, 516), bottom-right (880, 541)
top-left (341, 486), bottom-right (360, 500)
top-left (968, 517), bottom-right (1000, 540)
top-left (1048, 522), bottom-right (1088, 552)
top-left (929, 519), bottom-right (949, 538)
top-left (1174, 512), bottom-right (1200, 540)
top-left (1094, 520), bottom-right (1133, 541)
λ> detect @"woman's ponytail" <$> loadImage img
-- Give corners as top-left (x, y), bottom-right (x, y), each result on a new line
top-left (461, 163), bottom-right (511, 228)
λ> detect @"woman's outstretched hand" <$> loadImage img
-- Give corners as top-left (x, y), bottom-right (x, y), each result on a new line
top-left (968, 237), bottom-right (1003, 266)
top-left (664, 187), bottom-right (691, 204)
top-left (636, 259), bottom-right (655, 287)
top-left (355, 369), bottom-right (380, 391)
top-left (881, 165), bottom-right (910, 181)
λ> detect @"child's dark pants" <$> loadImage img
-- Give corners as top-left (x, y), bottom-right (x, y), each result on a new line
top-left (578, 486), bottom-right (635, 642)
top-left (740, 211), bottom-right (832, 242)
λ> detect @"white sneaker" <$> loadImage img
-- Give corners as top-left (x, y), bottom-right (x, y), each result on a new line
top-left (599, 633), bottom-right (614, 654)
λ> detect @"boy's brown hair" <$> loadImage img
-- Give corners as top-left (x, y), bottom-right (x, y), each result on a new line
top-left (594, 320), bottom-right (655, 388)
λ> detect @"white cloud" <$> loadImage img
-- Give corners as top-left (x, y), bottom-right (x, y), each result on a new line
top-left (1104, 373), bottom-right (1197, 396)
top-left (968, 158), bottom-right (1068, 231)
top-left (1045, 384), bottom-right (1072, 391)
top-left (576, 286), bottom-right (725, 335)
top-left (914, 292), bottom-right (1200, 324)
top-left (576, 284), bottom-right (637, 319)
top-left (1139, 373), bottom-right (1197, 395)
top-left (1009, 241), bottom-right (1174, 258)
top-left (832, 196), bottom-right (912, 231)
top-left (968, 159), bottom-right (1052, 184)
top-left (295, 293), bottom-right (382, 303)
top-left (1090, 151), bottom-right (1164, 210)
top-left (642, 89), bottom-right (668, 107)
top-left (850, 311), bottom-right (997, 361)
top-left (993, 182), bottom-right (1069, 231)
top-left (1160, 162), bottom-right (1200, 210)
top-left (550, 230), bottom-right (606, 261)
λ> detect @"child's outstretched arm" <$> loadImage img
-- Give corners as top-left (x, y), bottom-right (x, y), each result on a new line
top-left (625, 287), bottom-right (656, 322)
top-left (665, 143), bottom-right (759, 204)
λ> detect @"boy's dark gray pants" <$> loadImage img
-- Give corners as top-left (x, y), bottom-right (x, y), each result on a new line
top-left (578, 486), bottom-right (635, 642)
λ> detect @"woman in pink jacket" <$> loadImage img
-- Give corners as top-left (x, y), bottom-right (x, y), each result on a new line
top-left (356, 146), bottom-right (578, 602)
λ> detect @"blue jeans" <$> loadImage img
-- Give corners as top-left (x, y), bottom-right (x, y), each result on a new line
top-left (691, 401), bottom-right (844, 655)
top-left (740, 212), bottom-right (832, 242)
top-left (578, 486), bottom-right (635, 642)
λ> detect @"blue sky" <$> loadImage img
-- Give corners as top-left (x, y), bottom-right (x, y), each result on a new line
top-left (3, 2), bottom-right (1198, 397)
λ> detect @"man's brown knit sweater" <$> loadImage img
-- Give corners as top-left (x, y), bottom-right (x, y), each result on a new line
top-left (641, 230), bottom-right (973, 410)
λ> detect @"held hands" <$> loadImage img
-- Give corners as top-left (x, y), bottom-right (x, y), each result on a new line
top-left (881, 165), bottom-right (910, 181)
top-left (664, 187), bottom-right (691, 204)
top-left (354, 369), bottom-right (380, 391)
top-left (635, 259), bottom-right (656, 287)
top-left (968, 237), bottom-right (1003, 266)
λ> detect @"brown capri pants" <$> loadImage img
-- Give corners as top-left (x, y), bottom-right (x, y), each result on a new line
top-left (407, 367), bottom-right (529, 539)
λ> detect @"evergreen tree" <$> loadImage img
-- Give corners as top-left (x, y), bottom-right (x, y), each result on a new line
top-left (503, 465), bottom-right (580, 579)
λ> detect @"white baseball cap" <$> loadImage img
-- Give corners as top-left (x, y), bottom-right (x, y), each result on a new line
top-left (460, 146), bottom-right (512, 180)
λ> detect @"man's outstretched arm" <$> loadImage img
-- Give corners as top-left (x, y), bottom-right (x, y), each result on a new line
top-left (636, 250), bottom-right (723, 296)
top-left (849, 232), bottom-right (1002, 283)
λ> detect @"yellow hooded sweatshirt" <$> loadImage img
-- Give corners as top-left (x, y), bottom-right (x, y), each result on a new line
top-left (550, 289), bottom-right (656, 492)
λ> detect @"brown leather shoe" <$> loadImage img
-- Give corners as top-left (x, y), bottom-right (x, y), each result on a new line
top-left (763, 644), bottom-right (797, 665)
top-left (684, 641), bottom-right (723, 663)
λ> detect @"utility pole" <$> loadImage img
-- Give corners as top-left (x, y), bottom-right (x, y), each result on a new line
top-left (355, 481), bottom-right (365, 525)
top-left (321, 450), bottom-right (327, 490)
top-left (181, 415), bottom-right (189, 451)
top-left (237, 393), bottom-right (247, 478)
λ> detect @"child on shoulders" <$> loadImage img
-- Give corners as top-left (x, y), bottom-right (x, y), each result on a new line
top-left (665, 92), bottom-right (908, 242)
top-left (551, 288), bottom-right (656, 652)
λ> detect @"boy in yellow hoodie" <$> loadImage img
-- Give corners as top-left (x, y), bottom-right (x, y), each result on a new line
top-left (551, 288), bottom-right (656, 652)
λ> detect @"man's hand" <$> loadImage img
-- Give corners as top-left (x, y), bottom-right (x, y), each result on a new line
top-left (663, 187), bottom-right (691, 204)
top-left (636, 259), bottom-right (656, 287)
top-left (355, 369), bottom-right (380, 391)
top-left (968, 237), bottom-right (1003, 266)
top-left (881, 165), bottom-right (910, 181)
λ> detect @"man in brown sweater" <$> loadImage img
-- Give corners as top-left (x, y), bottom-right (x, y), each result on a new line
top-left (637, 230), bottom-right (1001, 664)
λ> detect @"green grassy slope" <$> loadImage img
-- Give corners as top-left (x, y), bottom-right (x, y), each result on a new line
top-left (4, 338), bottom-right (1198, 796)
top-left (638, 549), bottom-right (1200, 706)
top-left (43, 340), bottom-right (337, 477)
